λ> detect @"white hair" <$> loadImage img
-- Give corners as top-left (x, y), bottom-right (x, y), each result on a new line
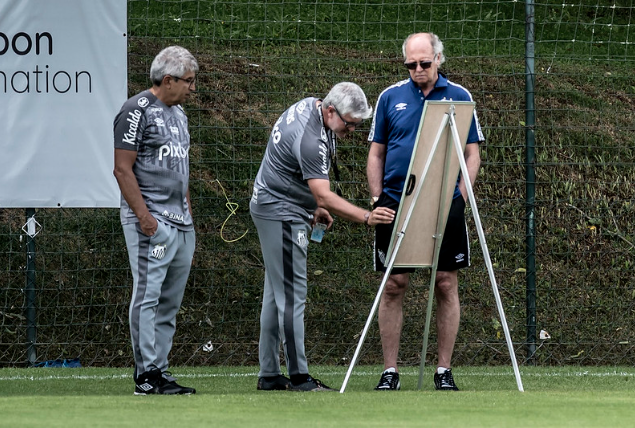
top-left (322, 82), bottom-right (373, 120)
top-left (402, 32), bottom-right (446, 65)
top-left (150, 46), bottom-right (199, 86)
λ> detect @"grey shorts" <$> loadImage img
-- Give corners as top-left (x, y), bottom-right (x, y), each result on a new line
top-left (374, 193), bottom-right (470, 274)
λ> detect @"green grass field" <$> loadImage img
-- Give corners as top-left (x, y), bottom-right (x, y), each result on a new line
top-left (1, 365), bottom-right (633, 427)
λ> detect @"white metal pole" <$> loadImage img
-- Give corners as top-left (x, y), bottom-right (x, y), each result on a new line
top-left (339, 233), bottom-right (404, 393)
top-left (448, 113), bottom-right (524, 392)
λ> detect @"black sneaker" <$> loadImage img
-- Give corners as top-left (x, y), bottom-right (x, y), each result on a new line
top-left (159, 371), bottom-right (196, 395)
top-left (134, 368), bottom-right (162, 395)
top-left (434, 368), bottom-right (459, 391)
top-left (257, 374), bottom-right (292, 391)
top-left (374, 370), bottom-right (401, 390)
top-left (289, 375), bottom-right (335, 392)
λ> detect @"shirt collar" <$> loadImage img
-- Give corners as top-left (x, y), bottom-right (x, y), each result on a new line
top-left (408, 71), bottom-right (448, 93)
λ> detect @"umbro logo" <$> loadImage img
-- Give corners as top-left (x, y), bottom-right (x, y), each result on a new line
top-left (137, 382), bottom-right (153, 391)
top-left (395, 103), bottom-right (407, 111)
top-left (378, 249), bottom-right (386, 265)
top-left (455, 253), bottom-right (465, 263)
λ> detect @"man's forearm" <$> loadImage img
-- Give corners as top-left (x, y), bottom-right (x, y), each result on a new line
top-left (115, 170), bottom-right (152, 223)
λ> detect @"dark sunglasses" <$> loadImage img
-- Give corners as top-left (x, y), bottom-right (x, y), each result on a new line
top-left (404, 60), bottom-right (433, 70)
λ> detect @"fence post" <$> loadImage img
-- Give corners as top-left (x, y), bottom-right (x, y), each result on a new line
top-left (25, 208), bottom-right (38, 366)
top-left (525, 0), bottom-right (537, 363)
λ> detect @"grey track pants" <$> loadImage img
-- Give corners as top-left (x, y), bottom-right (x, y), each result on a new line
top-left (123, 221), bottom-right (195, 378)
top-left (251, 214), bottom-right (311, 378)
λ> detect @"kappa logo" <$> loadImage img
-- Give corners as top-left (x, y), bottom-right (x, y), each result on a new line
top-left (395, 103), bottom-right (407, 111)
top-left (297, 230), bottom-right (308, 249)
top-left (137, 97), bottom-right (149, 108)
top-left (151, 244), bottom-right (167, 260)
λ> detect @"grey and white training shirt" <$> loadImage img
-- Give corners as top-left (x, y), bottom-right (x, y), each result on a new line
top-left (250, 97), bottom-right (335, 223)
top-left (113, 90), bottom-right (193, 230)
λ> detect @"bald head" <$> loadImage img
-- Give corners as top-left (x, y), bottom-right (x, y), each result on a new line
top-left (402, 32), bottom-right (445, 65)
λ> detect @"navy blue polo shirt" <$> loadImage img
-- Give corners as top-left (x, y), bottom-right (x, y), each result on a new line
top-left (368, 73), bottom-right (484, 202)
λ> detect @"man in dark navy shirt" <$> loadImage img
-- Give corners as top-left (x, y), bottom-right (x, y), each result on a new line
top-left (367, 32), bottom-right (484, 391)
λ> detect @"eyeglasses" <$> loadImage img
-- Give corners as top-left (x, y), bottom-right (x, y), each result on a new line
top-left (333, 106), bottom-right (363, 129)
top-left (403, 60), bottom-right (434, 70)
top-left (169, 75), bottom-right (196, 89)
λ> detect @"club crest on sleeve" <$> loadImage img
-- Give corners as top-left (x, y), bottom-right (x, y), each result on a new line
top-left (137, 97), bottom-right (149, 108)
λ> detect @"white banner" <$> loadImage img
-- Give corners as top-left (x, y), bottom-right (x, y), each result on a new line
top-left (0, 0), bottom-right (126, 208)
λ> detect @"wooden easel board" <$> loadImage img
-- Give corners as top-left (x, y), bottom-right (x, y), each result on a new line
top-left (385, 101), bottom-right (475, 268)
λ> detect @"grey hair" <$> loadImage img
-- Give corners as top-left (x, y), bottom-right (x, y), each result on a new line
top-left (402, 32), bottom-right (446, 65)
top-left (322, 82), bottom-right (373, 120)
top-left (150, 46), bottom-right (199, 86)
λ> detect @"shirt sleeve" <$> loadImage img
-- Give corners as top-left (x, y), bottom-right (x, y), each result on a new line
top-left (368, 92), bottom-right (389, 145)
top-left (113, 99), bottom-right (147, 151)
top-left (467, 108), bottom-right (485, 145)
top-left (296, 130), bottom-right (330, 181)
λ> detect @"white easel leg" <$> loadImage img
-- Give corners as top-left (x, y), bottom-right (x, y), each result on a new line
top-left (339, 234), bottom-right (405, 393)
top-left (449, 114), bottom-right (524, 392)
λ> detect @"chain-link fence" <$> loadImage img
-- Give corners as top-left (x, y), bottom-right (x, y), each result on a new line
top-left (1, 0), bottom-right (634, 368)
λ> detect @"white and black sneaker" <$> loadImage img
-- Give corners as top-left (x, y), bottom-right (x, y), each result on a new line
top-left (374, 369), bottom-right (400, 390)
top-left (160, 371), bottom-right (196, 395)
top-left (134, 369), bottom-right (196, 395)
top-left (134, 368), bottom-right (162, 395)
top-left (434, 368), bottom-right (459, 391)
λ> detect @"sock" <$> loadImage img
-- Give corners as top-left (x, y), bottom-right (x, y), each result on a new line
top-left (290, 374), bottom-right (310, 385)
top-left (384, 367), bottom-right (397, 374)
top-left (437, 367), bottom-right (449, 374)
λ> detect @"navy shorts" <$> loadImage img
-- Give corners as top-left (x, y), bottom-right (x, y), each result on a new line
top-left (374, 193), bottom-right (470, 274)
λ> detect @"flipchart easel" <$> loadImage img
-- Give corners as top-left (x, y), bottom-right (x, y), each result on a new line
top-left (340, 101), bottom-right (523, 393)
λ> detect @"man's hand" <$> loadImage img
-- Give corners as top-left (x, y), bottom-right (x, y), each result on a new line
top-left (366, 207), bottom-right (395, 226)
top-left (139, 214), bottom-right (158, 237)
top-left (312, 207), bottom-right (333, 230)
